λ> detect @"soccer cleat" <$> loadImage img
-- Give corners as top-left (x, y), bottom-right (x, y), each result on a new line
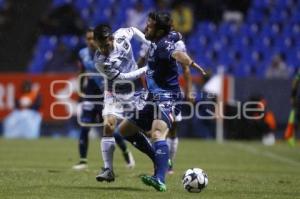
top-left (167, 159), bottom-right (174, 174)
top-left (124, 151), bottom-right (135, 169)
top-left (140, 175), bottom-right (167, 192)
top-left (96, 168), bottom-right (115, 182)
top-left (72, 161), bottom-right (88, 171)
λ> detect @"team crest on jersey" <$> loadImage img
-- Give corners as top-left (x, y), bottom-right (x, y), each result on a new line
top-left (123, 41), bottom-right (129, 50)
top-left (116, 36), bottom-right (126, 43)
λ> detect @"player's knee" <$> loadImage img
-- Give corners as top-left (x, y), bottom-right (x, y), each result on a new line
top-left (150, 120), bottom-right (169, 141)
top-left (103, 116), bottom-right (117, 135)
top-left (151, 130), bottom-right (163, 140)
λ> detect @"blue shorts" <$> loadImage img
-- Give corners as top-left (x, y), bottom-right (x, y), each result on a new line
top-left (128, 94), bottom-right (182, 131)
top-left (80, 101), bottom-right (103, 124)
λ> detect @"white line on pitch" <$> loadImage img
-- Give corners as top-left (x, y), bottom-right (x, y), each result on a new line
top-left (232, 143), bottom-right (300, 167)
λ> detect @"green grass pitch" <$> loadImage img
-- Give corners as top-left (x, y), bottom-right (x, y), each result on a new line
top-left (0, 138), bottom-right (300, 199)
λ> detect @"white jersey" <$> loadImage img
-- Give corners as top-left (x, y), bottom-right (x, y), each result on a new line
top-left (94, 27), bottom-right (149, 93)
top-left (94, 27), bottom-right (149, 118)
top-left (139, 39), bottom-right (187, 57)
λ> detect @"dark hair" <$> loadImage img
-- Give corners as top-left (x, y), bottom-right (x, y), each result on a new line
top-left (94, 24), bottom-right (112, 41)
top-left (86, 27), bottom-right (94, 34)
top-left (148, 11), bottom-right (171, 35)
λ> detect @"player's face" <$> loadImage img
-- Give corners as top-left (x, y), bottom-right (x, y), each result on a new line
top-left (145, 17), bottom-right (156, 41)
top-left (96, 36), bottom-right (113, 56)
top-left (85, 31), bottom-right (96, 50)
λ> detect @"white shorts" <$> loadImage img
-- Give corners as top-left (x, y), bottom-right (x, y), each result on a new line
top-left (102, 90), bottom-right (147, 119)
top-left (102, 91), bottom-right (130, 119)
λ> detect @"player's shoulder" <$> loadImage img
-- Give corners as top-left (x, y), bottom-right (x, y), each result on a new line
top-left (159, 31), bottom-right (182, 46)
top-left (174, 40), bottom-right (186, 52)
top-left (160, 31), bottom-right (185, 52)
top-left (168, 31), bottom-right (183, 43)
top-left (114, 29), bottom-right (131, 53)
top-left (79, 47), bottom-right (89, 56)
top-left (114, 27), bottom-right (134, 40)
top-left (157, 36), bottom-right (175, 51)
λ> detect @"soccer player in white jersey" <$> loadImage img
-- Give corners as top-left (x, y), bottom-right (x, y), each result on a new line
top-left (72, 28), bottom-right (136, 171)
top-left (93, 24), bottom-right (151, 182)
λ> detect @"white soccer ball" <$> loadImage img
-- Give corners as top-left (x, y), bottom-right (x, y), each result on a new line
top-left (182, 168), bottom-right (208, 193)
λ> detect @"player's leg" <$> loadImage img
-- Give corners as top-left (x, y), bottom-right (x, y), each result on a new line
top-left (141, 119), bottom-right (169, 192)
top-left (72, 101), bottom-right (94, 170)
top-left (119, 119), bottom-right (155, 163)
top-left (113, 126), bottom-right (135, 168)
top-left (96, 114), bottom-right (117, 182)
top-left (166, 121), bottom-right (178, 174)
top-left (72, 126), bottom-right (90, 170)
top-left (117, 88), bottom-right (155, 163)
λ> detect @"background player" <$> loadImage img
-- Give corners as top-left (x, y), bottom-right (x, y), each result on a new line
top-left (72, 28), bottom-right (135, 171)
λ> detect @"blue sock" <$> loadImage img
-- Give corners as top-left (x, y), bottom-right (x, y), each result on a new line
top-left (125, 132), bottom-right (155, 163)
top-left (153, 140), bottom-right (169, 183)
top-left (79, 127), bottom-right (89, 160)
top-left (113, 127), bottom-right (128, 153)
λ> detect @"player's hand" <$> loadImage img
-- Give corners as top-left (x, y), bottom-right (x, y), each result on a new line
top-left (194, 63), bottom-right (206, 76)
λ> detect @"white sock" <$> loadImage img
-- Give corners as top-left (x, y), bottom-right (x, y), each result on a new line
top-left (166, 137), bottom-right (179, 161)
top-left (101, 137), bottom-right (116, 170)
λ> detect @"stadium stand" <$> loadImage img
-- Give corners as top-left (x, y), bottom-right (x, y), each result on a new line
top-left (0, 0), bottom-right (4, 9)
top-left (28, 0), bottom-right (300, 76)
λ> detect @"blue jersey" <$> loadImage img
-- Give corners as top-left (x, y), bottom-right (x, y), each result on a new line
top-left (145, 31), bottom-right (182, 97)
top-left (128, 32), bottom-right (184, 130)
top-left (78, 47), bottom-right (103, 97)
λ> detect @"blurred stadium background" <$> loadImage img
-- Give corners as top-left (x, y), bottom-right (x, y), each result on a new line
top-left (0, 0), bottom-right (299, 141)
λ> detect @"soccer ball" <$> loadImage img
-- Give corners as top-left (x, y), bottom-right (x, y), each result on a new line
top-left (182, 168), bottom-right (208, 193)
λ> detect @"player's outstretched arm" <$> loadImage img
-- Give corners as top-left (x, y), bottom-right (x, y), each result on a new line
top-left (172, 51), bottom-right (206, 76)
top-left (181, 62), bottom-right (194, 102)
top-left (172, 51), bottom-right (194, 102)
top-left (126, 27), bottom-right (150, 45)
top-left (117, 66), bottom-right (148, 80)
top-left (95, 60), bottom-right (147, 81)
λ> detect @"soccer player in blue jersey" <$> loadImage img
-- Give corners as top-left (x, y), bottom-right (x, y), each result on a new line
top-left (118, 11), bottom-right (206, 191)
top-left (72, 28), bottom-right (135, 171)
